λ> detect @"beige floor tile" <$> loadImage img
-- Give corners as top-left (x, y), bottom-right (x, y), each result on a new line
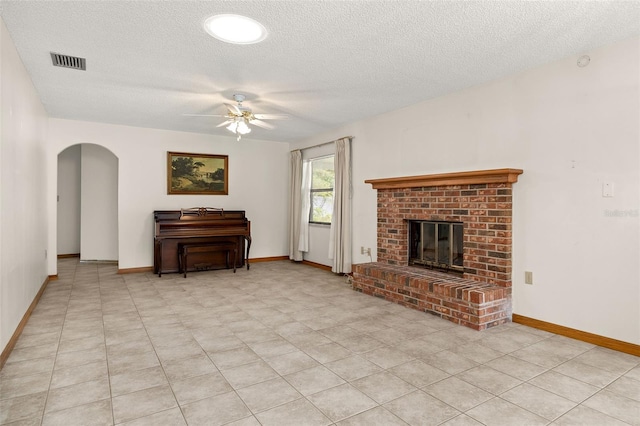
top-left (117, 407), bottom-right (186, 426)
top-left (465, 397), bottom-right (547, 426)
top-left (304, 342), bottom-right (352, 364)
top-left (220, 360), bottom-right (279, 389)
top-left (41, 399), bottom-right (112, 426)
top-left (438, 414), bottom-right (485, 426)
top-left (54, 345), bottom-right (106, 371)
top-left (363, 346), bottom-right (414, 369)
top-left (384, 390), bottom-right (460, 426)
top-left (456, 365), bottom-right (522, 395)
top-left (154, 340), bottom-right (206, 363)
top-left (107, 351), bottom-right (160, 376)
top-left (0, 372), bottom-right (51, 400)
top-left (484, 354), bottom-right (548, 381)
top-left (14, 331), bottom-right (61, 350)
top-left (44, 377), bottom-right (110, 413)
top-left (529, 370), bottom-right (600, 403)
top-left (420, 350), bottom-right (478, 375)
top-left (57, 335), bottom-right (105, 354)
top-left (6, 343), bottom-right (58, 363)
top-left (248, 337), bottom-right (298, 358)
top-left (111, 384), bottom-right (177, 424)
top-left (5, 260), bottom-right (640, 426)
top-left (1, 357), bottom-right (55, 379)
top-left (0, 391), bottom-right (47, 424)
top-left (308, 383), bottom-right (377, 422)
top-left (336, 406), bottom-right (409, 425)
top-left (106, 338), bottom-right (154, 357)
top-left (389, 359), bottom-right (450, 388)
top-left (449, 342), bottom-right (504, 364)
top-left (501, 383), bottom-right (577, 421)
top-left (208, 346), bottom-right (260, 370)
top-left (49, 360), bottom-right (108, 389)
top-left (606, 376), bottom-right (640, 402)
top-left (424, 376), bottom-right (493, 411)
top-left (284, 365), bottom-right (346, 396)
top-left (109, 365), bottom-right (168, 397)
top-left (573, 347), bottom-right (640, 375)
top-left (255, 397), bottom-right (332, 426)
top-left (170, 371), bottom-right (233, 405)
top-left (181, 391), bottom-right (252, 426)
top-left (236, 377), bottom-right (302, 413)
top-left (337, 335), bottom-right (386, 354)
top-left (553, 358), bottom-right (621, 388)
top-left (352, 371), bottom-right (417, 404)
top-left (583, 390), bottom-right (640, 425)
top-left (552, 405), bottom-right (631, 426)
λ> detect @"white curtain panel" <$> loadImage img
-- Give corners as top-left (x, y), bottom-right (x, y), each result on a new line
top-left (288, 150), bottom-right (304, 261)
top-left (329, 137), bottom-right (352, 274)
top-left (298, 160), bottom-right (311, 253)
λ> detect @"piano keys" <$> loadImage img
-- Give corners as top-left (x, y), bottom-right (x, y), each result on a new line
top-left (153, 208), bottom-right (251, 276)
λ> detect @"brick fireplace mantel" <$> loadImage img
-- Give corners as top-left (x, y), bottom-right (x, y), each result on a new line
top-left (364, 168), bottom-right (523, 189)
top-left (353, 167), bottom-right (523, 330)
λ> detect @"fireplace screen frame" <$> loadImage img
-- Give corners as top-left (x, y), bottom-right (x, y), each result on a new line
top-left (408, 220), bottom-right (464, 273)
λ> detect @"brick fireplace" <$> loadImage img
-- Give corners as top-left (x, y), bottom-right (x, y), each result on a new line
top-left (352, 169), bottom-right (523, 330)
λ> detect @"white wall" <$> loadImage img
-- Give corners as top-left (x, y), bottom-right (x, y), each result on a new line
top-left (0, 19), bottom-right (49, 352)
top-left (47, 119), bottom-right (290, 273)
top-left (80, 144), bottom-right (118, 261)
top-left (292, 37), bottom-right (640, 345)
top-left (57, 145), bottom-right (81, 255)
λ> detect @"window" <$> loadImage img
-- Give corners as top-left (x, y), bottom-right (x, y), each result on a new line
top-left (309, 155), bottom-right (334, 224)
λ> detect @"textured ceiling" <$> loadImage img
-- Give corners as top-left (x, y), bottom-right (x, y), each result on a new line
top-left (1, 1), bottom-right (639, 143)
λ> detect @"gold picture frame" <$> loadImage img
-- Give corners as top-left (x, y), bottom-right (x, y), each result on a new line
top-left (167, 151), bottom-right (228, 195)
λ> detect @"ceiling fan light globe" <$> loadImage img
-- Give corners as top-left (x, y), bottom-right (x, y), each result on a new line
top-left (237, 121), bottom-right (251, 135)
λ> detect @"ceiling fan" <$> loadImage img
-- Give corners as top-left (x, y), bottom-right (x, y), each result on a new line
top-left (184, 94), bottom-right (289, 140)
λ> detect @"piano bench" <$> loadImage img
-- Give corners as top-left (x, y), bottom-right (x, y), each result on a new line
top-left (178, 242), bottom-right (238, 278)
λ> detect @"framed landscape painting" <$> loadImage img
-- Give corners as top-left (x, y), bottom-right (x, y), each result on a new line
top-left (167, 152), bottom-right (228, 195)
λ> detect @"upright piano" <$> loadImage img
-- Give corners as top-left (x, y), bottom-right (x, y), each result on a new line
top-left (153, 208), bottom-right (251, 276)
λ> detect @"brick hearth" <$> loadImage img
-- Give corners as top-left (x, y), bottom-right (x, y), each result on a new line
top-left (353, 168), bottom-right (523, 330)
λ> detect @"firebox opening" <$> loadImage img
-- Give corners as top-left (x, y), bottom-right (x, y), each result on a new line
top-left (409, 220), bottom-right (463, 273)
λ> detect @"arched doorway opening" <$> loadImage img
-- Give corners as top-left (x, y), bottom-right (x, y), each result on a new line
top-left (57, 144), bottom-right (118, 261)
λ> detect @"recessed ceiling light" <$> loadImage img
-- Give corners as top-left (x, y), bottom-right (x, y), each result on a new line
top-left (204, 14), bottom-right (268, 45)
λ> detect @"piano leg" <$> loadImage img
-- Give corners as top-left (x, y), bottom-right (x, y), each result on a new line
top-left (245, 236), bottom-right (252, 270)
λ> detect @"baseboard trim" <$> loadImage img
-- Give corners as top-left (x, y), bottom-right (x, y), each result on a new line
top-left (512, 313), bottom-right (640, 357)
top-left (118, 266), bottom-right (153, 274)
top-left (250, 256), bottom-right (289, 263)
top-left (0, 276), bottom-right (51, 371)
top-left (301, 259), bottom-right (333, 272)
top-left (57, 253), bottom-right (80, 259)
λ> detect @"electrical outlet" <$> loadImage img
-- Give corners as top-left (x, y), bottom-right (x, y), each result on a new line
top-left (360, 246), bottom-right (366, 255)
top-left (524, 271), bottom-right (533, 285)
top-left (366, 248), bottom-right (371, 256)
top-left (45, 249), bottom-right (47, 259)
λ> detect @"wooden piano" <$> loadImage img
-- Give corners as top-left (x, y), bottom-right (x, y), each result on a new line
top-left (153, 207), bottom-right (251, 276)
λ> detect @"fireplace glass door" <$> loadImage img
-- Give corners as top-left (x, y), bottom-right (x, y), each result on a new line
top-left (409, 221), bottom-right (463, 272)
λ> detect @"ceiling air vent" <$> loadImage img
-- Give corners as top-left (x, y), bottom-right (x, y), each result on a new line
top-left (50, 52), bottom-right (86, 71)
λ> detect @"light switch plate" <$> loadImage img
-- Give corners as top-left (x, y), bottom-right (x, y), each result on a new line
top-left (602, 182), bottom-right (614, 197)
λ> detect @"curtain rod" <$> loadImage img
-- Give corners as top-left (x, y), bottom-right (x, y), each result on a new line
top-left (291, 136), bottom-right (354, 152)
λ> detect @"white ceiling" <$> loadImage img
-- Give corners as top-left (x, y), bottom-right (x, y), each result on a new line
top-left (1, 1), bottom-right (639, 143)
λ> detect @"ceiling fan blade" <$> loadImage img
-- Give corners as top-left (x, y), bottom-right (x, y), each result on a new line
top-left (182, 113), bottom-right (228, 117)
top-left (250, 119), bottom-right (275, 130)
top-left (253, 113), bottom-right (290, 120)
top-left (216, 119), bottom-right (235, 128)
top-left (224, 103), bottom-right (241, 115)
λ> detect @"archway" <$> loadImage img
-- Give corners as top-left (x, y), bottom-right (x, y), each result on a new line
top-left (57, 144), bottom-right (119, 261)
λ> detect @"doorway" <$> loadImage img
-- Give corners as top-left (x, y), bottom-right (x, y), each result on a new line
top-left (57, 144), bottom-right (118, 261)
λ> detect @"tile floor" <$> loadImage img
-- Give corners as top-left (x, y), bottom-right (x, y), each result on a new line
top-left (1, 258), bottom-right (639, 425)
